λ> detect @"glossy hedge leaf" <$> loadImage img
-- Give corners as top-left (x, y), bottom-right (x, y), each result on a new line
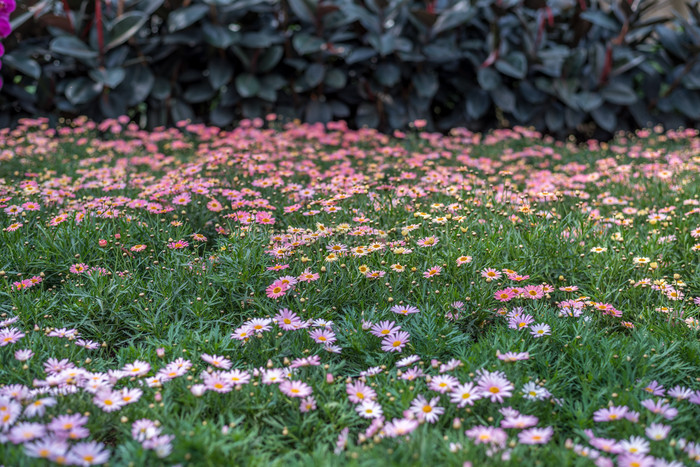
top-left (151, 77), bottom-right (171, 100)
top-left (671, 88), bottom-right (700, 119)
top-left (288, 0), bottom-right (316, 24)
top-left (203, 24), bottom-right (237, 48)
top-left (65, 77), bottom-right (103, 105)
top-left (235, 73), bottom-right (260, 98)
top-left (257, 87), bottom-right (277, 102)
top-left (261, 74), bottom-right (287, 91)
top-left (208, 58), bottom-right (234, 90)
top-left (591, 105), bottom-right (617, 132)
top-left (432, 0), bottom-right (474, 36)
top-left (240, 32), bottom-right (280, 48)
top-left (100, 91), bottom-right (128, 118)
top-left (305, 100), bottom-right (332, 123)
top-left (491, 86), bottom-right (516, 113)
top-left (477, 67), bottom-right (501, 91)
top-left (580, 10), bottom-right (620, 31)
top-left (170, 99), bottom-right (195, 123)
top-left (519, 80), bottom-right (547, 104)
top-left (356, 102), bottom-right (379, 128)
top-left (465, 89), bottom-right (490, 119)
top-left (324, 68), bottom-right (347, 89)
top-left (210, 105), bottom-right (235, 126)
top-left (375, 63), bottom-right (401, 87)
top-left (124, 66), bottom-right (155, 106)
top-left (184, 82), bottom-right (216, 103)
top-left (168, 5), bottom-right (209, 33)
top-left (495, 52), bottom-right (527, 79)
top-left (106, 11), bottom-right (148, 50)
top-left (545, 105), bottom-right (564, 132)
top-left (330, 100), bottom-right (350, 118)
top-left (304, 63), bottom-right (325, 88)
top-left (258, 47), bottom-right (284, 73)
top-left (50, 37), bottom-right (98, 60)
top-left (3, 54), bottom-right (41, 79)
top-left (576, 91), bottom-right (603, 112)
top-left (88, 68), bottom-right (126, 88)
top-left (601, 82), bottom-right (638, 105)
top-left (656, 26), bottom-right (688, 60)
top-left (137, 0), bottom-right (165, 16)
top-left (413, 72), bottom-right (438, 99)
top-left (346, 48), bottom-right (377, 65)
top-left (293, 33), bottom-right (324, 55)
top-left (682, 63), bottom-right (700, 89)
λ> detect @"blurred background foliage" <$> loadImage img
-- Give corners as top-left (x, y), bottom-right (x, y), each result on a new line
top-left (2, 0), bottom-right (699, 138)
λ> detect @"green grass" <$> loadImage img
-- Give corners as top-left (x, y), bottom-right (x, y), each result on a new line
top-left (0, 120), bottom-right (698, 466)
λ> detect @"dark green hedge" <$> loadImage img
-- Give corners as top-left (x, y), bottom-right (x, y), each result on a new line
top-left (2, 0), bottom-right (700, 137)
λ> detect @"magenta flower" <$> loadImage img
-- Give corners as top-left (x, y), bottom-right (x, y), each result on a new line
top-left (0, 0), bottom-right (16, 16)
top-left (0, 16), bottom-right (11, 40)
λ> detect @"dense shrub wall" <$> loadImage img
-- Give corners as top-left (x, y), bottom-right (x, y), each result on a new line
top-left (2, 0), bottom-right (700, 136)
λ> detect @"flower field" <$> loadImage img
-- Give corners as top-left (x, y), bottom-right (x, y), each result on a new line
top-left (0, 117), bottom-right (699, 466)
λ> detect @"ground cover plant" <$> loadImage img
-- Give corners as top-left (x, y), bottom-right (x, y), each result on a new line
top-left (0, 117), bottom-right (699, 466)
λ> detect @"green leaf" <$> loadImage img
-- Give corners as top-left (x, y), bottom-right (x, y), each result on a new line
top-left (495, 52), bottom-right (527, 79)
top-left (465, 89), bottom-right (490, 119)
top-left (413, 71), bottom-right (438, 99)
top-left (123, 66), bottom-right (154, 106)
top-left (170, 99), bottom-right (195, 123)
top-left (235, 73), bottom-right (260, 98)
top-left (208, 58), bottom-right (234, 90)
top-left (88, 68), bottom-right (126, 88)
top-left (375, 63), bottom-right (401, 87)
top-left (601, 82), bottom-right (638, 105)
top-left (580, 11), bottom-right (620, 31)
top-left (477, 67), bottom-right (501, 91)
top-left (576, 92), bottom-right (603, 112)
top-left (356, 102), bottom-right (379, 128)
top-left (288, 0), bottom-right (317, 24)
top-left (293, 33), bottom-right (325, 55)
top-left (168, 4), bottom-right (209, 33)
top-left (305, 100), bottom-right (332, 123)
top-left (137, 0), bottom-right (165, 16)
top-left (3, 54), bottom-right (41, 79)
top-left (203, 24), bottom-right (238, 48)
top-left (671, 89), bottom-right (700, 119)
top-left (324, 68), bottom-right (347, 90)
top-left (106, 12), bottom-right (148, 50)
top-left (591, 105), bottom-right (617, 132)
top-left (210, 105), bottom-right (236, 126)
top-left (183, 82), bottom-right (216, 103)
top-left (304, 63), bottom-right (325, 88)
top-left (50, 37), bottom-right (98, 60)
top-left (346, 48), bottom-right (376, 65)
top-left (151, 77), bottom-right (172, 100)
top-left (65, 77), bottom-right (104, 105)
top-left (258, 47), bottom-right (284, 73)
top-left (491, 86), bottom-right (516, 113)
top-left (432, 0), bottom-right (474, 36)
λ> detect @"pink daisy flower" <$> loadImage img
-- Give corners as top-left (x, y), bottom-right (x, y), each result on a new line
top-left (201, 354), bottom-right (232, 369)
top-left (476, 370), bottom-right (514, 403)
top-left (279, 380), bottom-right (312, 398)
top-left (518, 426), bottom-right (553, 444)
top-left (409, 395), bottom-right (444, 423)
top-left (381, 331), bottom-right (410, 352)
top-left (390, 305), bottom-right (420, 315)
